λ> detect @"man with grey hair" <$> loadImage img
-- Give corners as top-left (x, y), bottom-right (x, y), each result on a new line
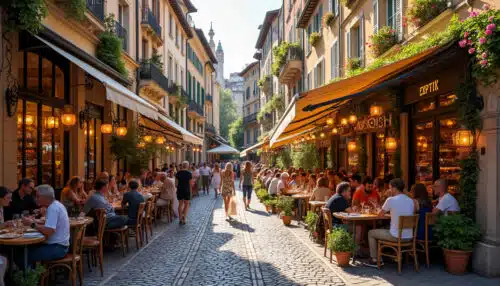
top-left (432, 178), bottom-right (460, 215)
top-left (22, 184), bottom-right (70, 267)
top-left (176, 161), bottom-right (192, 224)
top-left (326, 182), bottom-right (353, 226)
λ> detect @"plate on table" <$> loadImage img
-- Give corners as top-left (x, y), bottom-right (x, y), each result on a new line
top-left (348, 213), bottom-right (361, 217)
top-left (24, 228), bottom-right (37, 232)
top-left (23, 232), bottom-right (44, 239)
top-left (0, 233), bottom-right (21, 239)
top-left (0, 229), bottom-right (10, 234)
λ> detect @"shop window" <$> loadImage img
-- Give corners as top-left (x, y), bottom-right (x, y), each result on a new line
top-left (439, 118), bottom-right (461, 194)
top-left (439, 94), bottom-right (457, 108)
top-left (83, 104), bottom-right (103, 186)
top-left (415, 97), bottom-right (436, 113)
top-left (414, 121), bottom-right (433, 188)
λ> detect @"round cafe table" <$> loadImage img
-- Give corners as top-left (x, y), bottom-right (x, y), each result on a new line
top-left (292, 193), bottom-right (311, 219)
top-left (0, 228), bottom-right (46, 277)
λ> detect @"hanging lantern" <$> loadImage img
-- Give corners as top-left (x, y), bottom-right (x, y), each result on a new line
top-left (101, 123), bottom-right (113, 134)
top-left (332, 127), bottom-right (339, 135)
top-left (348, 114), bottom-right (358, 125)
top-left (422, 142), bottom-right (428, 150)
top-left (17, 116), bottom-right (23, 126)
top-left (454, 130), bottom-right (473, 147)
top-left (326, 118), bottom-right (334, 125)
top-left (61, 106), bottom-right (76, 126)
top-left (301, 138), bottom-right (306, 142)
top-left (137, 142), bottom-right (145, 148)
top-left (446, 119), bottom-right (455, 127)
top-left (116, 126), bottom-right (128, 137)
top-left (311, 134), bottom-right (316, 140)
top-left (84, 129), bottom-right (94, 136)
top-left (25, 115), bottom-right (35, 126)
top-left (370, 104), bottom-right (383, 117)
top-left (320, 132), bottom-right (325, 138)
top-left (143, 135), bottom-right (153, 143)
top-left (171, 146), bottom-right (176, 151)
top-left (340, 118), bottom-right (348, 126)
top-left (385, 137), bottom-right (398, 152)
top-left (376, 132), bottom-right (385, 139)
top-left (155, 136), bottom-right (166, 144)
top-left (46, 116), bottom-right (59, 129)
top-left (347, 140), bottom-right (357, 151)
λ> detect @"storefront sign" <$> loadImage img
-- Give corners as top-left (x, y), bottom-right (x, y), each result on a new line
top-left (419, 80), bottom-right (439, 97)
top-left (316, 139), bottom-right (330, 148)
top-left (354, 114), bottom-right (391, 132)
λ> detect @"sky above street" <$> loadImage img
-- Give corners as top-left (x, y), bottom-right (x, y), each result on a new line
top-left (190, 0), bottom-right (282, 79)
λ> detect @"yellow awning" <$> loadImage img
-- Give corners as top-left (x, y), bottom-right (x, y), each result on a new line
top-left (270, 46), bottom-right (441, 147)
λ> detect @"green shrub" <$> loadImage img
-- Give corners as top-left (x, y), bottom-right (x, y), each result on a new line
top-left (277, 196), bottom-right (295, 216)
top-left (324, 12), bottom-right (335, 27)
top-left (13, 264), bottom-right (45, 286)
top-left (309, 32), bottom-right (322, 47)
top-left (66, 0), bottom-right (86, 20)
top-left (256, 189), bottom-right (270, 201)
top-left (292, 143), bottom-right (320, 170)
top-left (271, 42), bottom-right (301, 76)
top-left (305, 211), bottom-right (319, 232)
top-left (369, 26), bottom-right (398, 57)
top-left (434, 214), bottom-right (481, 251)
top-left (1, 0), bottom-right (48, 34)
top-left (407, 0), bottom-right (448, 28)
top-left (96, 14), bottom-right (128, 76)
top-left (328, 227), bottom-right (357, 253)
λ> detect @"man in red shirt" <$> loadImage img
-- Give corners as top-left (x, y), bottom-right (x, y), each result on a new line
top-left (352, 176), bottom-right (380, 208)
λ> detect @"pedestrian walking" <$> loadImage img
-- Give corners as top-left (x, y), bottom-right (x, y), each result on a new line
top-left (221, 162), bottom-right (235, 220)
top-left (200, 163), bottom-right (211, 195)
top-left (212, 163), bottom-right (222, 199)
top-left (240, 161), bottom-right (254, 209)
top-left (176, 161), bottom-right (193, 225)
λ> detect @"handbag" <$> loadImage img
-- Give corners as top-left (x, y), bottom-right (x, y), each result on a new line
top-left (228, 195), bottom-right (237, 216)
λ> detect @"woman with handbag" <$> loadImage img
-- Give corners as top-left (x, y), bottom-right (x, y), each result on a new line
top-left (221, 162), bottom-right (235, 220)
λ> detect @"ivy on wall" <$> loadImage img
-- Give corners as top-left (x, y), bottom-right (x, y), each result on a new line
top-left (1, 0), bottom-right (48, 34)
top-left (96, 14), bottom-right (128, 76)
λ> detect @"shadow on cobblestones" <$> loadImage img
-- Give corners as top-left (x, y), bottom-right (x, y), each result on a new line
top-left (228, 219), bottom-right (255, 232)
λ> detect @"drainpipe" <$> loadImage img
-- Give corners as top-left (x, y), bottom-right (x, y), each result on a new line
top-left (338, 0), bottom-right (343, 77)
top-left (135, 0), bottom-right (140, 93)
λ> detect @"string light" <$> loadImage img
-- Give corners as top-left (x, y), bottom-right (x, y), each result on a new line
top-left (348, 114), bottom-right (357, 125)
top-left (370, 104), bottom-right (383, 116)
top-left (332, 127), bottom-right (339, 135)
top-left (340, 118), bottom-right (348, 126)
top-left (116, 126), bottom-right (128, 137)
top-left (143, 135), bottom-right (153, 143)
top-left (326, 118), bottom-right (334, 125)
top-left (100, 124), bottom-right (113, 134)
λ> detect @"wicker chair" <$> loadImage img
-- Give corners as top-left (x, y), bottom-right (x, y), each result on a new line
top-left (42, 223), bottom-right (87, 286)
top-left (321, 208), bottom-right (333, 263)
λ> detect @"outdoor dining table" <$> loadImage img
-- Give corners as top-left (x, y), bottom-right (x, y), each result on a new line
top-left (292, 193), bottom-right (311, 219)
top-left (0, 227), bottom-right (46, 275)
top-left (308, 201), bottom-right (326, 213)
top-left (332, 212), bottom-right (391, 264)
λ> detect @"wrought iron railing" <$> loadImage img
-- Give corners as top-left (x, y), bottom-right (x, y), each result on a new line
top-left (243, 113), bottom-right (258, 124)
top-left (205, 123), bottom-right (216, 134)
top-left (279, 46), bottom-right (302, 75)
top-left (188, 99), bottom-right (204, 116)
top-left (141, 7), bottom-right (162, 36)
top-left (86, 0), bottom-right (105, 22)
top-left (115, 20), bottom-right (128, 52)
top-left (139, 61), bottom-right (169, 93)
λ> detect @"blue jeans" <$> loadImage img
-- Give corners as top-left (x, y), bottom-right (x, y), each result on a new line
top-left (18, 244), bottom-right (68, 268)
top-left (242, 186), bottom-right (253, 200)
top-left (106, 215), bottom-right (128, 230)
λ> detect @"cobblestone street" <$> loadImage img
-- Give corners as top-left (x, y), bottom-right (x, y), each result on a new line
top-left (82, 184), bottom-right (500, 286)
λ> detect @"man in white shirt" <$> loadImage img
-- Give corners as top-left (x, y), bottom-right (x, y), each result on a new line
top-left (199, 163), bottom-right (211, 195)
top-left (22, 185), bottom-right (70, 267)
top-left (432, 179), bottom-right (460, 215)
top-left (277, 172), bottom-right (289, 195)
top-left (268, 173), bottom-right (281, 196)
top-left (366, 178), bottom-right (415, 267)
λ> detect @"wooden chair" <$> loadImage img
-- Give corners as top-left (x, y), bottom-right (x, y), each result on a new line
top-left (83, 208), bottom-right (106, 276)
top-left (321, 208), bottom-right (333, 263)
top-left (104, 222), bottom-right (129, 257)
top-left (145, 196), bottom-right (156, 243)
top-left (156, 198), bottom-right (173, 223)
top-left (416, 212), bottom-right (439, 268)
top-left (42, 223), bottom-right (87, 286)
top-left (377, 215), bottom-right (419, 274)
top-left (128, 202), bottom-right (146, 250)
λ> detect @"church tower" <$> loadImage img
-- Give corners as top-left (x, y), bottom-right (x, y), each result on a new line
top-left (216, 41), bottom-right (224, 88)
top-left (208, 22), bottom-right (216, 54)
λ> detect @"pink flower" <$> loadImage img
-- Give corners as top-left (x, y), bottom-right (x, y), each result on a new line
top-left (479, 37), bottom-right (486, 44)
top-left (486, 29), bottom-right (493, 36)
top-left (459, 39), bottom-right (467, 48)
top-left (480, 59), bottom-right (488, 66)
top-left (487, 23), bottom-right (496, 31)
top-left (467, 39), bottom-right (473, 46)
top-left (489, 16), bottom-right (494, 22)
top-left (464, 31), bottom-right (469, 38)
top-left (482, 52), bottom-right (488, 59)
top-left (432, 4), bottom-right (437, 9)
top-left (469, 11), bottom-right (478, 17)
top-left (483, 4), bottom-right (490, 10)
top-left (468, 47), bottom-right (475, 54)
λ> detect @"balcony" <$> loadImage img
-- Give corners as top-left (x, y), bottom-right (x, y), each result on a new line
top-left (206, 94), bottom-right (213, 103)
top-left (167, 83), bottom-right (189, 106)
top-left (139, 62), bottom-right (169, 101)
top-left (187, 99), bottom-right (204, 118)
top-left (114, 21), bottom-right (128, 53)
top-left (205, 123), bottom-right (216, 134)
top-left (141, 7), bottom-right (163, 46)
top-left (86, 0), bottom-right (105, 22)
top-left (244, 113), bottom-right (258, 125)
top-left (279, 46), bottom-right (303, 85)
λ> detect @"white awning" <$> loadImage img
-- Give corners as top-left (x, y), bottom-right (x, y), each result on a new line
top-left (240, 141), bottom-right (264, 158)
top-left (158, 114), bottom-right (203, 145)
top-left (207, 144), bottom-right (240, 155)
top-left (35, 36), bottom-right (159, 119)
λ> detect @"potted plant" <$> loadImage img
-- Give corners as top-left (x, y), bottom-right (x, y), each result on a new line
top-left (13, 265), bottom-right (45, 286)
top-left (256, 189), bottom-right (269, 202)
top-left (278, 197), bottom-right (295, 226)
top-left (328, 227), bottom-right (356, 267)
top-left (434, 214), bottom-right (482, 275)
top-left (323, 12), bottom-right (335, 27)
top-left (263, 198), bottom-right (272, 213)
top-left (305, 211), bottom-right (319, 238)
top-left (309, 32), bottom-right (322, 48)
top-left (269, 199), bottom-right (279, 214)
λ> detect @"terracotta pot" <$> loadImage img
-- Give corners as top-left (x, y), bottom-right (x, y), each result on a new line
top-left (335, 252), bottom-right (351, 267)
top-left (282, 215), bottom-right (292, 226)
top-left (443, 248), bottom-right (472, 275)
top-left (265, 205), bottom-right (271, 212)
top-left (271, 206), bottom-right (277, 214)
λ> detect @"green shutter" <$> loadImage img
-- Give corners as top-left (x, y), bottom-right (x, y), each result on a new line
top-left (187, 72), bottom-right (191, 99)
top-left (201, 88), bottom-right (205, 105)
top-left (197, 82), bottom-right (201, 103)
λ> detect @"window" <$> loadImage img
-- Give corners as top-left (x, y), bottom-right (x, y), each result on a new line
top-left (306, 25), bottom-right (312, 54)
top-left (373, 0), bottom-right (379, 33)
top-left (175, 25), bottom-right (179, 47)
top-left (202, 88), bottom-right (205, 105)
top-left (330, 0), bottom-right (339, 16)
top-left (307, 72), bottom-right (312, 91)
top-left (254, 129), bottom-right (259, 143)
top-left (387, 0), bottom-right (396, 29)
top-left (142, 39), bottom-right (148, 60)
top-left (254, 103), bottom-right (258, 113)
top-left (331, 40), bottom-right (339, 79)
top-left (313, 4), bottom-right (323, 32)
top-left (181, 35), bottom-right (184, 54)
top-left (169, 13), bottom-right (173, 37)
top-left (197, 82), bottom-right (201, 104)
top-left (247, 106), bottom-right (251, 115)
top-left (246, 129), bottom-right (251, 145)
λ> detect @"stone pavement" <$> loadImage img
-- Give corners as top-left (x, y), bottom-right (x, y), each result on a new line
top-left (81, 183), bottom-right (500, 286)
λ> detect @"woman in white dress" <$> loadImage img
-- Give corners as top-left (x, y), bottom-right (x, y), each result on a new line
top-left (211, 163), bottom-right (221, 199)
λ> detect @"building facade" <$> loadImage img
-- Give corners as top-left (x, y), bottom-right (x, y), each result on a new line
top-left (225, 72), bottom-right (245, 117)
top-left (240, 62), bottom-right (261, 150)
top-left (0, 0), bottom-right (219, 190)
